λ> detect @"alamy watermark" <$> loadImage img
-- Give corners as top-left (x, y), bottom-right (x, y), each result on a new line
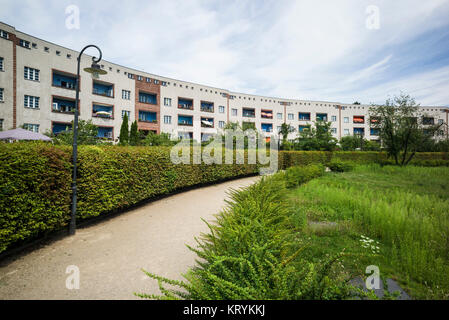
top-left (170, 128), bottom-right (279, 175)
top-left (65, 5), bottom-right (80, 30)
top-left (66, 265), bottom-right (80, 290)
top-left (366, 5), bottom-right (380, 30)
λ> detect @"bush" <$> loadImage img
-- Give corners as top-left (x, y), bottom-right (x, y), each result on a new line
top-left (0, 144), bottom-right (260, 253)
top-left (284, 164), bottom-right (325, 188)
top-left (328, 160), bottom-right (355, 172)
top-left (137, 175), bottom-right (354, 300)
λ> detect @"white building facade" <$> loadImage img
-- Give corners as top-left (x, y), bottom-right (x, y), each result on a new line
top-left (1, 22), bottom-right (448, 142)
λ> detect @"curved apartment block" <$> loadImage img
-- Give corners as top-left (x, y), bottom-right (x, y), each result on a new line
top-left (1, 21), bottom-right (448, 142)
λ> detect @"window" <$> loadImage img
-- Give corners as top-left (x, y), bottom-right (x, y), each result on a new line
top-left (277, 126), bottom-right (282, 133)
top-left (164, 98), bottom-right (172, 106)
top-left (277, 113), bottom-right (283, 120)
top-left (164, 115), bottom-right (172, 124)
top-left (219, 121), bottom-right (225, 129)
top-left (137, 76), bottom-right (142, 81)
top-left (316, 113), bottom-right (328, 121)
top-left (261, 110), bottom-right (273, 119)
top-left (288, 113), bottom-right (294, 120)
top-left (52, 97), bottom-right (76, 113)
top-left (128, 73), bottom-right (134, 79)
top-left (121, 110), bottom-right (130, 119)
top-left (353, 116), bottom-right (365, 124)
top-left (19, 39), bottom-right (30, 48)
top-left (0, 30), bottom-right (8, 39)
top-left (219, 106), bottom-right (225, 113)
top-left (298, 112), bottom-right (311, 121)
top-left (201, 117), bottom-right (214, 128)
top-left (93, 104), bottom-right (113, 118)
top-left (44, 47), bottom-right (49, 52)
top-left (331, 128), bottom-right (337, 134)
top-left (23, 123), bottom-right (39, 133)
top-left (438, 119), bottom-right (444, 125)
top-left (93, 81), bottom-right (114, 97)
top-left (243, 108), bottom-right (255, 118)
top-left (154, 80), bottom-right (159, 85)
top-left (24, 95), bottom-right (39, 109)
top-left (0, 119), bottom-right (3, 131)
top-left (67, 54), bottom-right (71, 59)
top-left (344, 129), bottom-right (350, 136)
top-left (178, 115), bottom-right (193, 126)
top-left (139, 92), bottom-right (157, 104)
top-left (201, 101), bottom-right (214, 113)
top-left (331, 115), bottom-right (337, 122)
top-left (232, 108), bottom-right (238, 116)
top-left (138, 111), bottom-right (157, 123)
top-left (0, 57), bottom-right (3, 71)
top-left (24, 67), bottom-right (39, 81)
top-left (344, 117), bottom-right (349, 123)
top-left (178, 98), bottom-right (193, 110)
top-left (146, 78), bottom-right (151, 83)
top-left (52, 70), bottom-right (76, 89)
top-left (0, 88), bottom-right (3, 101)
top-left (122, 90), bottom-right (131, 100)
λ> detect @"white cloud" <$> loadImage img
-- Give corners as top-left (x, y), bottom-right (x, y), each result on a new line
top-left (1, 0), bottom-right (449, 106)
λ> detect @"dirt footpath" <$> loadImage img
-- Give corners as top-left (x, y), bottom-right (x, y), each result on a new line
top-left (0, 176), bottom-right (260, 300)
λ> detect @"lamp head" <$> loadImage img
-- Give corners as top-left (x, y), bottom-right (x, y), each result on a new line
top-left (84, 62), bottom-right (107, 79)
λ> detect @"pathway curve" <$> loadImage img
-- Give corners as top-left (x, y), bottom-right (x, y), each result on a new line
top-left (0, 176), bottom-right (260, 300)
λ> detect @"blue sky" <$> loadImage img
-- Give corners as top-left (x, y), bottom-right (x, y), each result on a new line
top-left (1, 0), bottom-right (449, 106)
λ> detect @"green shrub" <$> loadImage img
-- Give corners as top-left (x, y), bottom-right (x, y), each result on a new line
top-left (285, 164), bottom-right (325, 188)
top-left (328, 160), bottom-right (355, 172)
top-left (137, 175), bottom-right (354, 300)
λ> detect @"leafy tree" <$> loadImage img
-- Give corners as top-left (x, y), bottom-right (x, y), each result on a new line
top-left (279, 123), bottom-right (295, 148)
top-left (45, 120), bottom-right (98, 145)
top-left (339, 135), bottom-right (380, 151)
top-left (119, 113), bottom-right (129, 145)
top-left (294, 121), bottom-right (337, 151)
top-left (369, 93), bottom-right (442, 166)
top-left (129, 121), bottom-right (139, 146)
top-left (142, 131), bottom-right (178, 146)
top-left (353, 101), bottom-right (361, 105)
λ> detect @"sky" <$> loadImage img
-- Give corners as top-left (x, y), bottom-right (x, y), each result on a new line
top-left (1, 0), bottom-right (449, 106)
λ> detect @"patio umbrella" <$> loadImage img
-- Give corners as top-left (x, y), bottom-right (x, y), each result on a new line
top-left (0, 128), bottom-right (52, 141)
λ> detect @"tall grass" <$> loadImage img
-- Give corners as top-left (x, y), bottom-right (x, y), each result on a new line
top-left (293, 165), bottom-right (449, 298)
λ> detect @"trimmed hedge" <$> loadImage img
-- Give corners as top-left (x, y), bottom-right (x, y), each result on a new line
top-left (0, 143), bottom-right (447, 253)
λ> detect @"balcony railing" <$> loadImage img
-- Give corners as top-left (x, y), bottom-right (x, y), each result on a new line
top-left (178, 121), bottom-right (193, 126)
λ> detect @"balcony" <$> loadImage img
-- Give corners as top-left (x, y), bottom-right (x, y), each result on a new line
top-left (261, 110), bottom-right (273, 119)
top-left (316, 113), bottom-right (328, 121)
top-left (261, 123), bottom-right (273, 133)
top-left (52, 71), bottom-right (76, 90)
top-left (299, 125), bottom-right (310, 132)
top-left (93, 104), bottom-right (113, 119)
top-left (298, 112), bottom-right (311, 121)
top-left (97, 127), bottom-right (113, 140)
top-left (178, 98), bottom-right (193, 110)
top-left (353, 116), bottom-right (365, 124)
top-left (139, 110), bottom-right (157, 123)
top-left (201, 117), bottom-right (214, 128)
top-left (370, 128), bottom-right (380, 136)
top-left (201, 101), bottom-right (214, 113)
top-left (139, 91), bottom-right (157, 104)
top-left (178, 132), bottom-right (193, 139)
top-left (423, 117), bottom-right (435, 125)
top-left (52, 122), bottom-right (72, 135)
top-left (93, 81), bottom-right (114, 98)
top-left (354, 127), bottom-right (365, 136)
top-left (242, 108), bottom-right (255, 118)
top-left (370, 117), bottom-right (380, 124)
top-left (52, 97), bottom-right (76, 114)
top-left (178, 115), bottom-right (193, 126)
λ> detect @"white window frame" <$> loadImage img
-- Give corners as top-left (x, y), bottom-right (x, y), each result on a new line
top-left (23, 123), bottom-right (39, 133)
top-left (164, 98), bottom-right (172, 106)
top-left (121, 110), bottom-right (130, 119)
top-left (288, 113), bottom-right (294, 120)
top-left (344, 117), bottom-right (349, 123)
top-left (164, 115), bottom-right (172, 124)
top-left (0, 88), bottom-right (3, 102)
top-left (24, 67), bottom-right (39, 81)
top-left (0, 57), bottom-right (3, 71)
top-left (219, 106), bottom-right (225, 113)
top-left (24, 95), bottom-right (39, 109)
top-left (219, 121), bottom-right (225, 128)
top-left (232, 108), bottom-right (238, 116)
top-left (344, 129), bottom-right (350, 136)
top-left (277, 113), bottom-right (283, 120)
top-left (331, 116), bottom-right (337, 122)
top-left (122, 90), bottom-right (131, 100)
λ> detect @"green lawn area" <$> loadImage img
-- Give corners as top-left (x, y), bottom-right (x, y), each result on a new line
top-left (288, 165), bottom-right (449, 299)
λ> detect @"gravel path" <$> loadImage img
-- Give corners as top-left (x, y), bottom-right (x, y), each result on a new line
top-left (0, 176), bottom-right (260, 300)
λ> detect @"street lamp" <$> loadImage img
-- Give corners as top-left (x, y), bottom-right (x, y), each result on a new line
top-left (69, 45), bottom-right (107, 235)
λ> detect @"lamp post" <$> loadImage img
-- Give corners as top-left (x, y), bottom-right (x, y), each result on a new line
top-left (69, 45), bottom-right (107, 235)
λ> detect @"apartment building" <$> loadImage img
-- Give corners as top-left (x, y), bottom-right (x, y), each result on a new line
top-left (1, 21), bottom-right (448, 142)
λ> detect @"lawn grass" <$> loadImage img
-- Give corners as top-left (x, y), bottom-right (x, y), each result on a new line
top-left (288, 164), bottom-right (449, 299)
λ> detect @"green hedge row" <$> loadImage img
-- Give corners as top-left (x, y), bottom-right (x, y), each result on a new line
top-left (0, 143), bottom-right (447, 253)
